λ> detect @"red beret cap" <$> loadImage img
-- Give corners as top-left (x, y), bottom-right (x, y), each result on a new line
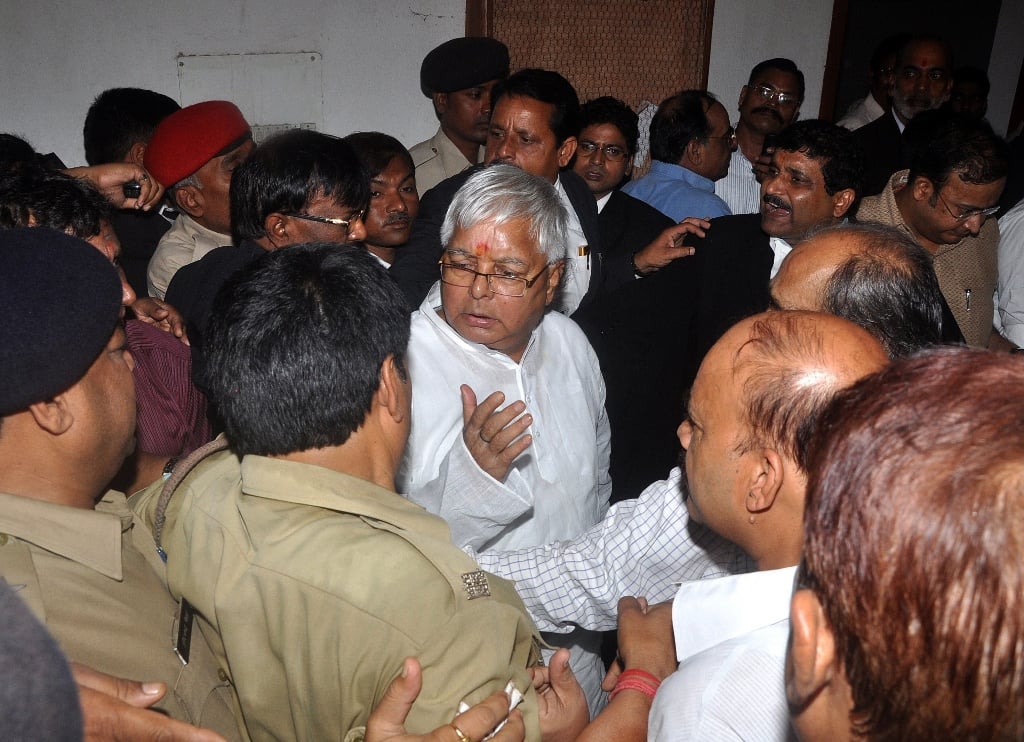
top-left (144, 100), bottom-right (250, 187)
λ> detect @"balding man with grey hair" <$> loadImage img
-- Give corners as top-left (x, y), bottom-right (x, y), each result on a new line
top-left (399, 163), bottom-right (611, 712)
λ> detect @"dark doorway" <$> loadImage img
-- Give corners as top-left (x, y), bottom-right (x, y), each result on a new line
top-left (826, 0), bottom-right (1002, 122)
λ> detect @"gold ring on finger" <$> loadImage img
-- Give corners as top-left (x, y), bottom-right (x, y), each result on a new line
top-left (450, 723), bottom-right (471, 742)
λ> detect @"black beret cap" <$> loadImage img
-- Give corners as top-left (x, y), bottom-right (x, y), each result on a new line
top-left (420, 37), bottom-right (510, 97)
top-left (0, 227), bottom-right (123, 415)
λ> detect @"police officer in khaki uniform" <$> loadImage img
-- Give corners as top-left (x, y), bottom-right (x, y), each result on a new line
top-left (133, 245), bottom-right (589, 741)
top-left (409, 37), bottom-right (509, 194)
top-left (0, 228), bottom-right (246, 741)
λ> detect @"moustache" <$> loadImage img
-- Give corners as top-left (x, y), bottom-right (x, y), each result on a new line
top-left (763, 194), bottom-right (792, 211)
top-left (384, 214), bottom-right (411, 227)
top-left (751, 106), bottom-right (784, 125)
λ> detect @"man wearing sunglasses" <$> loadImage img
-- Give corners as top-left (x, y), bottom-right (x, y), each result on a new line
top-left (165, 129), bottom-right (369, 369)
top-left (857, 109), bottom-right (1011, 349)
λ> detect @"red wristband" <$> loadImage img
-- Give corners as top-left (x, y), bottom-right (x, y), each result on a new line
top-left (609, 668), bottom-right (662, 701)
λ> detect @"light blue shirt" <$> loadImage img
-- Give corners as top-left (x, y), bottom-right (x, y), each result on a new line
top-left (623, 160), bottom-right (732, 222)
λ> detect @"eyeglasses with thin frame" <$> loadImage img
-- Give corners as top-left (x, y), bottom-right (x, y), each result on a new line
top-left (284, 208), bottom-right (367, 233)
top-left (706, 126), bottom-right (737, 145)
top-left (751, 84), bottom-right (799, 106)
top-left (438, 256), bottom-right (551, 297)
top-left (577, 139), bottom-right (629, 162)
top-left (934, 191), bottom-right (999, 223)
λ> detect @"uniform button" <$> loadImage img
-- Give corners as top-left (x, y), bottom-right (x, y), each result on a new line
top-left (218, 668), bottom-right (230, 682)
top-left (0, 534), bottom-right (8, 546)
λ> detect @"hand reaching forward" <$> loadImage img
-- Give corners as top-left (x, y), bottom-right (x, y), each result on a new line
top-left (461, 385), bottom-right (532, 482)
top-left (630, 218), bottom-right (710, 275)
top-left (72, 662), bottom-right (226, 742)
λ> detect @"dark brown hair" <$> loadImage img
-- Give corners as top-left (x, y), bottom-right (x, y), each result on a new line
top-left (802, 346), bottom-right (1024, 740)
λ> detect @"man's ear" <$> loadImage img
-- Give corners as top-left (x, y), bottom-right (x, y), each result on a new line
top-left (263, 213), bottom-right (292, 247)
top-left (173, 184), bottom-right (205, 218)
top-left (746, 447), bottom-right (783, 513)
top-left (544, 259), bottom-right (565, 306)
top-left (911, 175), bottom-right (935, 203)
top-left (433, 92), bottom-right (449, 117)
top-left (738, 85), bottom-right (749, 110)
top-left (557, 137), bottom-right (578, 168)
top-left (27, 396), bottom-right (74, 436)
top-left (127, 141), bottom-right (147, 168)
top-left (831, 188), bottom-right (857, 219)
top-left (786, 588), bottom-right (837, 710)
top-left (378, 354), bottom-right (409, 425)
top-left (683, 138), bottom-right (704, 169)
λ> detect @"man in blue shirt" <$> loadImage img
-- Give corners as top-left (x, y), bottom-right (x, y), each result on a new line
top-left (624, 90), bottom-right (735, 221)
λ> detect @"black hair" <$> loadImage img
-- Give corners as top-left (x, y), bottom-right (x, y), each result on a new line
top-left (869, 33), bottom-right (911, 74)
top-left (0, 165), bottom-right (111, 239)
top-left (951, 66), bottom-right (991, 96)
top-left (775, 120), bottom-right (865, 196)
top-left (83, 88), bottom-right (180, 166)
top-left (490, 69), bottom-right (581, 145)
top-left (904, 110), bottom-right (1008, 190)
top-left (0, 134), bottom-right (40, 173)
top-left (748, 58), bottom-right (805, 102)
top-left (230, 129), bottom-right (370, 244)
top-left (650, 90), bottom-right (717, 165)
top-left (344, 132), bottom-right (415, 178)
top-left (202, 243), bottom-right (411, 457)
top-left (579, 97), bottom-right (640, 155)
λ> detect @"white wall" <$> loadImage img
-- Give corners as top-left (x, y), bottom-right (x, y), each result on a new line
top-left (1, 0), bottom-right (835, 166)
top-left (706, 0), bottom-right (833, 121)
top-left (1, 0), bottom-right (463, 165)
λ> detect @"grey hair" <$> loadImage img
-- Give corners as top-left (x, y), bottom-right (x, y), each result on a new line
top-left (171, 173), bottom-right (202, 192)
top-left (441, 164), bottom-right (568, 263)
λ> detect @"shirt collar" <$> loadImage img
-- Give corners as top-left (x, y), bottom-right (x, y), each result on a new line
top-left (672, 566), bottom-right (797, 662)
top-left (595, 191), bottom-right (613, 214)
top-left (648, 160), bottom-right (716, 192)
top-left (0, 491), bottom-right (128, 580)
top-left (419, 281), bottom-right (540, 366)
top-left (768, 237), bottom-right (793, 279)
top-left (239, 456), bottom-right (452, 542)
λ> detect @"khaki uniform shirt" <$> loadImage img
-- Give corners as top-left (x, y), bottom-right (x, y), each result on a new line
top-left (147, 213), bottom-right (230, 299)
top-left (409, 127), bottom-right (481, 195)
top-left (857, 170), bottom-right (999, 347)
top-left (0, 491), bottom-right (245, 740)
top-left (132, 450), bottom-right (542, 742)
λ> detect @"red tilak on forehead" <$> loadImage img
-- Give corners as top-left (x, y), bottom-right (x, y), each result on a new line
top-left (474, 241), bottom-right (489, 256)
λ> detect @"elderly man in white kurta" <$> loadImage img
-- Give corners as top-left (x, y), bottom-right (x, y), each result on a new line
top-left (398, 164), bottom-right (611, 714)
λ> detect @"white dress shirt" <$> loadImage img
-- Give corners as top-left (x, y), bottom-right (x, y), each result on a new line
top-left (556, 177), bottom-right (591, 315)
top-left (998, 198), bottom-right (1024, 347)
top-left (649, 566), bottom-right (798, 741)
top-left (472, 467), bottom-right (753, 633)
top-left (399, 281), bottom-right (611, 552)
top-left (715, 148), bottom-right (762, 216)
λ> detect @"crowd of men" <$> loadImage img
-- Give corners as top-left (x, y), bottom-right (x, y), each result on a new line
top-left (1, 28), bottom-right (1023, 742)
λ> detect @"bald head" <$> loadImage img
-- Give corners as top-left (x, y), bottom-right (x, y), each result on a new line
top-left (721, 310), bottom-right (888, 470)
top-left (770, 223), bottom-right (944, 357)
top-left (681, 310), bottom-right (887, 567)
